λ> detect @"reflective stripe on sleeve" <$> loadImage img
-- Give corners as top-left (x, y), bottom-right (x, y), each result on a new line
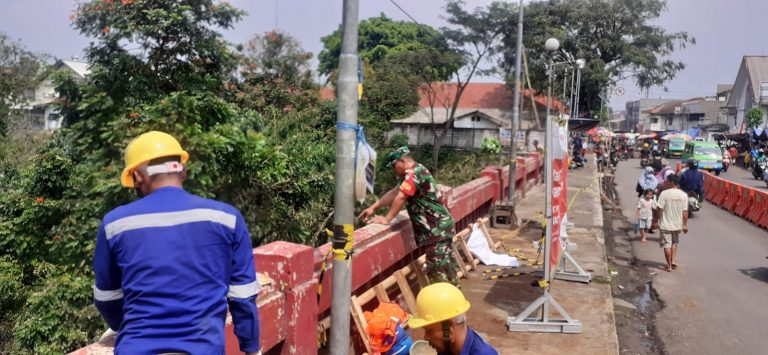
top-left (227, 281), bottom-right (260, 299)
top-left (105, 208), bottom-right (237, 240)
top-left (94, 285), bottom-right (124, 302)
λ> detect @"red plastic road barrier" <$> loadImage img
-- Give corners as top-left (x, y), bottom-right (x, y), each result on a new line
top-left (710, 178), bottom-right (729, 207)
top-left (703, 173), bottom-right (714, 200)
top-left (704, 174), bottom-right (719, 202)
top-left (756, 191), bottom-right (768, 228)
top-left (722, 183), bottom-right (742, 212)
top-left (746, 190), bottom-right (768, 225)
top-left (734, 187), bottom-right (755, 217)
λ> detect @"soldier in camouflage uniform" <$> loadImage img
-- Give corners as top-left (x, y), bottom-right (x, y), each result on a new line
top-left (358, 147), bottom-right (459, 286)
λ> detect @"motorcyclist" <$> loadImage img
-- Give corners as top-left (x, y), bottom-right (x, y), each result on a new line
top-left (651, 145), bottom-right (663, 172)
top-left (640, 143), bottom-right (651, 159)
top-left (680, 159), bottom-right (705, 209)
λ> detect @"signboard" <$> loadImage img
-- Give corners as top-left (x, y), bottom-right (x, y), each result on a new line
top-left (498, 129), bottom-right (525, 147)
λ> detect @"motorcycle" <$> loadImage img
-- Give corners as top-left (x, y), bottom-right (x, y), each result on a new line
top-left (570, 154), bottom-right (585, 169)
top-left (620, 148), bottom-right (629, 161)
top-left (687, 192), bottom-right (702, 218)
top-left (763, 170), bottom-right (768, 186)
top-left (722, 152), bottom-right (730, 173)
top-left (610, 151), bottom-right (619, 167)
top-left (752, 160), bottom-right (767, 180)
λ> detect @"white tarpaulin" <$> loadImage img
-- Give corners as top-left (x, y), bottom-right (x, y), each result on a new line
top-left (466, 224), bottom-right (518, 267)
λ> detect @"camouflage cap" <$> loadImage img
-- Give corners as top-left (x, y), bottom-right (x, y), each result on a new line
top-left (386, 146), bottom-right (411, 167)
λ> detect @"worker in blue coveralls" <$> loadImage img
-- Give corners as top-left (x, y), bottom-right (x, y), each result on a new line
top-left (93, 131), bottom-right (261, 354)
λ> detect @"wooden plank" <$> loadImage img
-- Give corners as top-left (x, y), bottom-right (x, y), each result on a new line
top-left (455, 227), bottom-right (471, 241)
top-left (478, 218), bottom-right (507, 253)
top-left (452, 243), bottom-right (467, 278)
top-left (350, 295), bottom-right (371, 353)
top-left (394, 270), bottom-right (417, 313)
top-left (455, 235), bottom-right (476, 271)
top-left (410, 260), bottom-right (429, 287)
top-left (373, 284), bottom-right (390, 302)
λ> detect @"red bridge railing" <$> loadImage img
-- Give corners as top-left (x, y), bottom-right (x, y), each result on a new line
top-left (70, 153), bottom-right (542, 355)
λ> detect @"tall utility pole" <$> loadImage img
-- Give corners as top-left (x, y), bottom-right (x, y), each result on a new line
top-left (330, 0), bottom-right (358, 353)
top-left (574, 62), bottom-right (583, 119)
top-left (508, 0), bottom-right (524, 203)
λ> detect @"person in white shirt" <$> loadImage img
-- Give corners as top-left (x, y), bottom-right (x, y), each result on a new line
top-left (656, 174), bottom-right (689, 272)
top-left (636, 189), bottom-right (657, 242)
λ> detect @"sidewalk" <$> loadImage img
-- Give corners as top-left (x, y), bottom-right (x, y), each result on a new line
top-left (459, 160), bottom-right (619, 354)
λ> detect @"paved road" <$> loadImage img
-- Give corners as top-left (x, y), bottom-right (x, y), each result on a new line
top-left (614, 159), bottom-right (768, 355)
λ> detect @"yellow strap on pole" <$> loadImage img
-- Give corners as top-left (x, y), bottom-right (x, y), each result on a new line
top-left (332, 224), bottom-right (355, 261)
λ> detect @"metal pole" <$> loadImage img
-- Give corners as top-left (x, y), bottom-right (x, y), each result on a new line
top-left (562, 68), bottom-right (568, 117)
top-left (508, 0), bottom-right (524, 202)
top-left (569, 66), bottom-right (576, 118)
top-left (330, 0), bottom-right (358, 353)
top-left (574, 66), bottom-right (582, 119)
top-left (543, 58), bottom-right (554, 313)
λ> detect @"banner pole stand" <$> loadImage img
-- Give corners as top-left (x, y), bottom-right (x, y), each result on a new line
top-left (554, 249), bottom-right (592, 283)
top-left (508, 55), bottom-right (581, 334)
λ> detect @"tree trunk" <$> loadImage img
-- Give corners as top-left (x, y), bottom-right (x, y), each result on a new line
top-left (432, 138), bottom-right (441, 177)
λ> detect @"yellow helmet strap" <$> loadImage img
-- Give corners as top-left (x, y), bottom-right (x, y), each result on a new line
top-left (442, 320), bottom-right (451, 352)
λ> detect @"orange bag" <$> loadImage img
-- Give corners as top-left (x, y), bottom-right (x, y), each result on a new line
top-left (364, 302), bottom-right (410, 354)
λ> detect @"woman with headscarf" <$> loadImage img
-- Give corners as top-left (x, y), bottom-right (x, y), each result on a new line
top-left (636, 166), bottom-right (659, 198)
top-left (656, 165), bottom-right (673, 184)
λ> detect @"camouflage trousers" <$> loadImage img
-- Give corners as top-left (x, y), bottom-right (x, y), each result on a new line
top-left (419, 235), bottom-right (459, 287)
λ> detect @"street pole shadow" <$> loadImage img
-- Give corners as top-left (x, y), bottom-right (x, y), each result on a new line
top-left (739, 267), bottom-right (768, 283)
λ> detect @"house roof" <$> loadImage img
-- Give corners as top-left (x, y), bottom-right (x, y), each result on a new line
top-left (392, 107), bottom-right (511, 127)
top-left (716, 84), bottom-right (733, 95)
top-left (643, 100), bottom-right (684, 115)
top-left (318, 82), bottom-right (564, 112)
top-left (57, 60), bottom-right (91, 78)
top-left (744, 56), bottom-right (768, 102)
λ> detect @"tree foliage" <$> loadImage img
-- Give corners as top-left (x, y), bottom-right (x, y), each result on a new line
top-left (0, 33), bottom-right (44, 136)
top-left (494, 0), bottom-right (694, 115)
top-left (232, 31), bottom-right (317, 112)
top-left (420, 0), bottom-right (505, 174)
top-left (0, 1), bottom-right (337, 353)
top-left (746, 107), bottom-right (764, 129)
top-left (318, 14), bottom-right (453, 79)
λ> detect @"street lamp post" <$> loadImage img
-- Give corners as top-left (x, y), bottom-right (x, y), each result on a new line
top-left (543, 37), bottom-right (558, 292)
top-left (508, 37), bottom-right (582, 333)
top-left (574, 59), bottom-right (585, 119)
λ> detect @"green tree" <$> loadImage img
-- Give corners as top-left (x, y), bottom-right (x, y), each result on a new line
top-left (0, 33), bottom-right (44, 136)
top-left (233, 31), bottom-right (317, 112)
top-left (318, 14), bottom-right (452, 78)
top-left (318, 14), bottom-right (459, 148)
top-left (746, 107), bottom-right (764, 129)
top-left (494, 0), bottom-right (694, 116)
top-left (0, 1), bottom-right (333, 353)
top-left (421, 0), bottom-right (504, 175)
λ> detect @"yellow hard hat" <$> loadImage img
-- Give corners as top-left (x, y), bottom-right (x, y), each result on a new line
top-left (643, 143), bottom-right (649, 148)
top-left (408, 283), bottom-right (470, 329)
top-left (120, 131), bottom-right (189, 188)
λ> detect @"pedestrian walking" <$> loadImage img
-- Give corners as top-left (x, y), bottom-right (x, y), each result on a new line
top-left (636, 189), bottom-right (656, 242)
top-left (93, 131), bottom-right (261, 354)
top-left (656, 174), bottom-right (689, 272)
top-left (358, 146), bottom-right (459, 286)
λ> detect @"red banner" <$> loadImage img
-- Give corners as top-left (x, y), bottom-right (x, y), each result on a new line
top-left (549, 122), bottom-right (569, 276)
top-left (550, 159), bottom-right (568, 272)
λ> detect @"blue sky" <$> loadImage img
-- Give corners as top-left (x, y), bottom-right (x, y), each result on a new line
top-left (1, 0), bottom-right (766, 110)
